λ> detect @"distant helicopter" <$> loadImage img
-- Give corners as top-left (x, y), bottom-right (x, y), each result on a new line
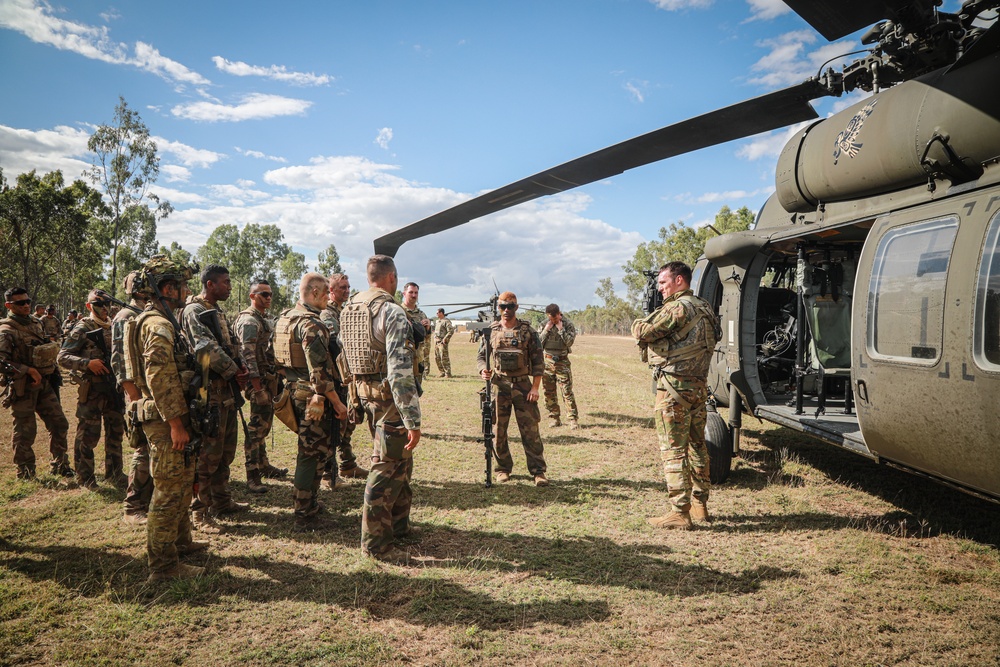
top-left (426, 291), bottom-right (546, 341)
top-left (375, 0), bottom-right (1000, 502)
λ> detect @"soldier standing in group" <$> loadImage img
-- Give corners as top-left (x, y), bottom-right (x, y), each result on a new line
top-left (433, 308), bottom-right (455, 378)
top-left (1, 288), bottom-right (72, 480)
top-left (400, 282), bottom-right (432, 384)
top-left (61, 310), bottom-right (79, 338)
top-left (42, 305), bottom-right (62, 342)
top-left (274, 273), bottom-right (348, 530)
top-left (342, 256), bottom-right (422, 562)
top-left (321, 273), bottom-right (367, 486)
top-left (538, 303), bottom-right (580, 429)
top-left (113, 271), bottom-right (154, 523)
top-left (477, 291), bottom-right (548, 486)
top-left (126, 256), bottom-right (207, 583)
top-left (57, 290), bottom-right (125, 488)
top-left (182, 265), bottom-right (250, 533)
top-left (233, 279), bottom-right (286, 494)
top-left (631, 261), bottom-right (719, 530)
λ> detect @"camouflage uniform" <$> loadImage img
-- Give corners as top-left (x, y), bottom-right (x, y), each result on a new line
top-left (129, 302), bottom-right (198, 576)
top-left (57, 315), bottom-right (125, 485)
top-left (403, 305), bottom-right (432, 382)
top-left (41, 314), bottom-right (61, 342)
top-left (321, 301), bottom-right (362, 475)
top-left (274, 303), bottom-right (336, 520)
top-left (182, 296), bottom-right (241, 514)
top-left (477, 320), bottom-right (546, 476)
top-left (113, 301), bottom-right (153, 515)
top-left (538, 317), bottom-right (579, 423)
top-left (61, 317), bottom-right (78, 338)
top-left (631, 289), bottom-right (717, 512)
top-left (433, 316), bottom-right (455, 377)
top-left (233, 306), bottom-right (278, 478)
top-left (0, 314), bottom-right (70, 477)
top-left (342, 288), bottom-right (421, 557)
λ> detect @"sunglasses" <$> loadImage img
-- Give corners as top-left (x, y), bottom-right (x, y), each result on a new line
top-left (253, 291), bottom-right (273, 298)
top-left (498, 302), bottom-right (517, 310)
top-left (10, 298), bottom-right (32, 306)
top-left (89, 300), bottom-right (111, 308)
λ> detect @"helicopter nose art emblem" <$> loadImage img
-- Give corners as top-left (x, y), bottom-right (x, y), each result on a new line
top-left (833, 99), bottom-right (878, 165)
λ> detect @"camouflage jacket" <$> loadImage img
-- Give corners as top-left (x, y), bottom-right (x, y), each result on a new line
top-left (233, 306), bottom-right (275, 380)
top-left (403, 304), bottom-right (430, 359)
top-left (110, 301), bottom-right (145, 385)
top-left (538, 317), bottom-right (577, 355)
top-left (0, 314), bottom-right (57, 378)
top-left (477, 319), bottom-right (544, 378)
top-left (61, 318), bottom-right (78, 337)
top-left (135, 304), bottom-right (189, 423)
top-left (181, 295), bottom-right (239, 383)
top-left (631, 289), bottom-right (715, 378)
top-left (321, 301), bottom-right (343, 338)
top-left (433, 317), bottom-right (455, 342)
top-left (321, 301), bottom-right (352, 385)
top-left (41, 315), bottom-right (61, 341)
top-left (275, 303), bottom-right (335, 396)
top-left (57, 316), bottom-right (113, 380)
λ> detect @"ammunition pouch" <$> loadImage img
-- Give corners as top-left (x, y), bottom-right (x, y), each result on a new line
top-left (496, 349), bottom-right (526, 374)
top-left (273, 387), bottom-right (298, 432)
top-left (30, 342), bottom-right (60, 376)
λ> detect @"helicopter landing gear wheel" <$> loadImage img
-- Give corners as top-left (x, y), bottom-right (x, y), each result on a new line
top-left (705, 409), bottom-right (732, 485)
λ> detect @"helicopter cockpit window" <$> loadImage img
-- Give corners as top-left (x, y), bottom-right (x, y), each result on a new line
top-left (867, 217), bottom-right (958, 364)
top-left (973, 210), bottom-right (1000, 370)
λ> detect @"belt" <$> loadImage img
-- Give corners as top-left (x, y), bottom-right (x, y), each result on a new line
top-left (544, 352), bottom-right (567, 359)
top-left (501, 374), bottom-right (530, 382)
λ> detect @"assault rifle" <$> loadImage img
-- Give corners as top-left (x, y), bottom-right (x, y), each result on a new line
top-left (0, 358), bottom-right (16, 377)
top-left (642, 269), bottom-right (663, 315)
top-left (94, 289), bottom-right (142, 316)
top-left (84, 328), bottom-right (125, 411)
top-left (470, 321), bottom-right (495, 488)
top-left (187, 351), bottom-right (217, 467)
top-left (196, 309), bottom-right (246, 410)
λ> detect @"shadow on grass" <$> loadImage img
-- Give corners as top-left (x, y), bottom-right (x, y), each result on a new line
top-left (413, 477), bottom-right (649, 509)
top-left (587, 411), bottom-right (655, 429)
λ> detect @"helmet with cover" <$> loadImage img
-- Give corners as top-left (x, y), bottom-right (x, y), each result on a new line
top-left (141, 255), bottom-right (197, 293)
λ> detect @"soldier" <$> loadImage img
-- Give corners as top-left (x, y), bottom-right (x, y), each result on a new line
top-left (538, 303), bottom-right (580, 429)
top-left (42, 305), bottom-right (62, 342)
top-left (274, 273), bottom-right (348, 530)
top-left (477, 291), bottom-right (548, 486)
top-left (342, 256), bottom-right (422, 563)
top-left (631, 261), bottom-right (719, 530)
top-left (115, 271), bottom-right (154, 523)
top-left (233, 279), bottom-right (286, 494)
top-left (320, 272), bottom-right (367, 485)
top-left (126, 256), bottom-right (207, 583)
top-left (181, 265), bottom-right (250, 533)
top-left (32, 304), bottom-right (46, 323)
top-left (1, 288), bottom-right (72, 480)
top-left (433, 308), bottom-right (455, 378)
top-left (400, 282), bottom-right (432, 384)
top-left (57, 290), bottom-right (126, 488)
top-left (61, 310), bottom-right (79, 338)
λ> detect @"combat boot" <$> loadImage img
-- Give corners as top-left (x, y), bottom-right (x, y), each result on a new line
top-left (123, 511), bottom-right (147, 526)
top-left (534, 473), bottom-right (550, 487)
top-left (77, 476), bottom-right (99, 490)
top-left (647, 510), bottom-right (693, 530)
top-left (16, 465), bottom-right (36, 480)
top-left (369, 546), bottom-right (410, 565)
top-left (339, 465), bottom-right (369, 479)
top-left (211, 500), bottom-right (250, 515)
top-left (261, 464), bottom-right (289, 479)
top-left (246, 470), bottom-right (267, 495)
top-left (690, 500), bottom-right (712, 523)
top-left (548, 417), bottom-right (561, 428)
top-left (176, 540), bottom-right (209, 556)
top-left (496, 471), bottom-right (511, 483)
top-left (192, 510), bottom-right (223, 534)
top-left (397, 525), bottom-right (423, 544)
top-left (146, 563), bottom-right (205, 584)
top-left (51, 461), bottom-right (75, 478)
top-left (568, 419), bottom-right (580, 430)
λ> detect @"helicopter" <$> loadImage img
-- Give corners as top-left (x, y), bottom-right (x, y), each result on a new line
top-left (373, 0), bottom-right (1000, 503)
top-left (426, 292), bottom-right (548, 341)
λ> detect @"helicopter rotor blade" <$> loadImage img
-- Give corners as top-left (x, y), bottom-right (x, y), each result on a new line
top-left (781, 0), bottom-right (937, 41)
top-left (372, 80), bottom-right (826, 257)
top-left (949, 20), bottom-right (1000, 71)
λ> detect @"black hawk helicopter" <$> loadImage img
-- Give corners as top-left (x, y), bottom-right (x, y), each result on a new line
top-left (374, 0), bottom-right (1000, 502)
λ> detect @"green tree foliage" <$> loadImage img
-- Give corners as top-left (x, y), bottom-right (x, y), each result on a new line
top-left (157, 241), bottom-right (193, 267)
top-left (316, 243), bottom-right (343, 276)
top-left (279, 251), bottom-right (308, 312)
top-left (0, 169), bottom-right (108, 316)
top-left (566, 278), bottom-right (639, 336)
top-left (88, 96), bottom-right (172, 298)
top-left (622, 205), bottom-right (754, 306)
top-left (195, 223), bottom-right (292, 316)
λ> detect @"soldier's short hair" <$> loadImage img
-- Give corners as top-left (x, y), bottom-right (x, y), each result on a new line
top-left (68, 309), bottom-right (78, 316)
top-left (498, 291), bottom-right (517, 303)
top-left (5, 287), bottom-right (28, 303)
top-left (659, 261), bottom-right (692, 284)
top-left (545, 303), bottom-right (560, 316)
top-left (437, 308), bottom-right (445, 315)
top-left (367, 255), bottom-right (397, 283)
top-left (249, 278), bottom-right (270, 292)
top-left (299, 272), bottom-right (327, 299)
top-left (328, 273), bottom-right (348, 288)
top-left (46, 304), bottom-right (56, 312)
top-left (403, 282), bottom-right (419, 291)
top-left (201, 264), bottom-right (229, 286)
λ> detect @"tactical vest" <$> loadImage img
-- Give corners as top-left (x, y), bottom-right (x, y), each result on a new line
top-left (647, 295), bottom-right (719, 376)
top-left (111, 303), bottom-right (143, 384)
top-left (341, 288), bottom-right (393, 376)
top-left (490, 320), bottom-right (533, 377)
top-left (125, 308), bottom-right (194, 400)
top-left (0, 316), bottom-right (60, 375)
top-left (273, 307), bottom-right (313, 370)
top-left (236, 307), bottom-right (275, 372)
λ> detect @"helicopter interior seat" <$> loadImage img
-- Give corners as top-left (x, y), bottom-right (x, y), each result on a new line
top-left (799, 258), bottom-right (856, 414)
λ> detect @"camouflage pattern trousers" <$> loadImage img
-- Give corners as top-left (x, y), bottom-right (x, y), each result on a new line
top-left (123, 406), bottom-right (152, 515)
top-left (191, 386), bottom-right (238, 513)
top-left (324, 384), bottom-right (359, 478)
top-left (358, 384), bottom-right (413, 556)
top-left (542, 354), bottom-right (578, 422)
top-left (494, 377), bottom-right (546, 476)
top-left (654, 375), bottom-right (711, 511)
top-left (8, 380), bottom-right (69, 474)
top-left (72, 384), bottom-right (125, 483)
top-left (243, 396), bottom-right (274, 474)
top-left (291, 394), bottom-right (333, 517)
top-left (434, 340), bottom-right (452, 376)
top-left (143, 418), bottom-right (195, 576)
top-left (421, 338), bottom-right (432, 381)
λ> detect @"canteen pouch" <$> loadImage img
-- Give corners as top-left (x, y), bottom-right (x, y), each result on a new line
top-left (30, 342), bottom-right (60, 375)
top-left (273, 387), bottom-right (298, 431)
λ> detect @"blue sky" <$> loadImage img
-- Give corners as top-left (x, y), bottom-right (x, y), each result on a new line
top-left (1, 0), bottom-right (892, 309)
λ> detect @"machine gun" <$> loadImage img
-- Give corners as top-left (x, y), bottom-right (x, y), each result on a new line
top-left (470, 321), bottom-right (495, 488)
top-left (196, 308), bottom-right (247, 410)
top-left (84, 328), bottom-right (125, 411)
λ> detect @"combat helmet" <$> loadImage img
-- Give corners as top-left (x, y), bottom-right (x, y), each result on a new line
top-left (123, 269), bottom-right (153, 299)
top-left (140, 255), bottom-right (198, 294)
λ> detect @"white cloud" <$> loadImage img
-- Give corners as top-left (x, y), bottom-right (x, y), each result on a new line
top-left (748, 31), bottom-right (859, 88)
top-left (171, 94), bottom-right (313, 122)
top-left (0, 0), bottom-right (209, 86)
top-left (212, 56), bottom-right (332, 86)
top-left (674, 186), bottom-right (775, 204)
top-left (745, 0), bottom-right (790, 21)
top-left (0, 123), bottom-right (92, 180)
top-left (235, 147), bottom-right (288, 163)
top-left (735, 120), bottom-right (814, 161)
top-left (374, 127), bottom-right (393, 150)
top-left (624, 81), bottom-right (645, 103)
top-left (649, 0), bottom-right (713, 10)
top-left (160, 164), bottom-right (191, 183)
top-left (153, 136), bottom-right (225, 168)
top-left (208, 182), bottom-right (271, 206)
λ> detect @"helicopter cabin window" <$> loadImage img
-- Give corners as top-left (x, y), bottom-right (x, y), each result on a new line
top-left (974, 210), bottom-right (1000, 370)
top-left (866, 217), bottom-right (958, 364)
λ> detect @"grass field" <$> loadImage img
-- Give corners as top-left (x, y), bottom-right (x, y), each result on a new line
top-left (2, 334), bottom-right (999, 666)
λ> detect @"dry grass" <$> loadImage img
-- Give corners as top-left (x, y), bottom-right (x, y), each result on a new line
top-left (1, 335), bottom-right (999, 666)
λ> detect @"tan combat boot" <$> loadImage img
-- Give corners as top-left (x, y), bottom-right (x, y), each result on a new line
top-left (192, 510), bottom-right (223, 534)
top-left (548, 417), bottom-right (562, 428)
top-left (690, 500), bottom-right (712, 523)
top-left (647, 510), bottom-right (693, 530)
top-left (568, 419), bottom-right (580, 430)
top-left (176, 540), bottom-right (209, 556)
top-left (146, 563), bottom-right (205, 584)
top-left (534, 473), bottom-right (550, 487)
top-left (246, 470), bottom-right (267, 495)
top-left (340, 465), bottom-right (369, 479)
